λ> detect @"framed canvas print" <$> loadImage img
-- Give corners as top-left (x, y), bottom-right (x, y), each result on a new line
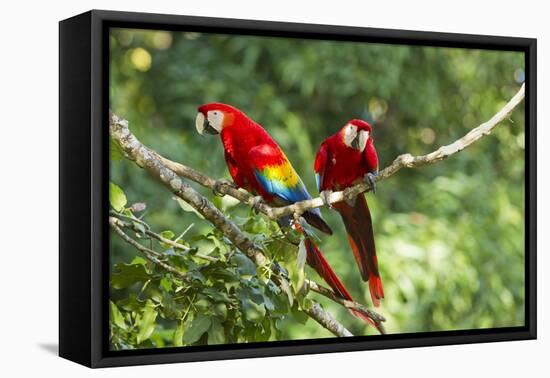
top-left (59, 10), bottom-right (536, 368)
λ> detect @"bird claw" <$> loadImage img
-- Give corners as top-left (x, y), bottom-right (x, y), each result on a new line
top-left (251, 196), bottom-right (265, 214)
top-left (320, 190), bottom-right (333, 209)
top-left (212, 179), bottom-right (235, 197)
top-left (364, 172), bottom-right (378, 194)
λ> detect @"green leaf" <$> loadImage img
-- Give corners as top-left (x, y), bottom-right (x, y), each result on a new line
top-left (110, 138), bottom-right (124, 161)
top-left (159, 230), bottom-right (176, 249)
top-left (160, 277), bottom-right (173, 292)
top-left (130, 256), bottom-right (147, 266)
top-left (279, 277), bottom-right (294, 306)
top-left (231, 254), bottom-right (257, 277)
top-left (184, 315), bottom-right (211, 344)
top-left (111, 262), bottom-right (151, 289)
top-left (160, 230), bottom-right (175, 240)
top-left (268, 238), bottom-right (304, 293)
top-left (116, 294), bottom-right (142, 312)
top-left (204, 288), bottom-right (231, 303)
top-left (240, 297), bottom-right (266, 322)
top-left (291, 305), bottom-right (309, 325)
top-left (207, 318), bottom-right (226, 345)
top-left (194, 297), bottom-right (212, 312)
top-left (175, 198), bottom-right (204, 219)
top-left (136, 300), bottom-right (158, 344)
top-left (133, 221), bottom-right (146, 234)
top-left (270, 288), bottom-right (291, 315)
top-left (293, 240), bottom-right (307, 291)
top-left (109, 182), bottom-right (127, 211)
top-left (212, 303), bottom-right (228, 319)
top-left (109, 301), bottom-right (127, 330)
top-left (173, 321), bottom-right (184, 347)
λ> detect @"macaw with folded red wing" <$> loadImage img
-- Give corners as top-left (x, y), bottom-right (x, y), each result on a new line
top-left (195, 103), bottom-right (375, 326)
top-left (315, 119), bottom-right (384, 307)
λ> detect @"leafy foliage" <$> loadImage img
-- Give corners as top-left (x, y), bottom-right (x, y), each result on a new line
top-left (109, 28), bottom-right (525, 347)
top-left (109, 186), bottom-right (315, 350)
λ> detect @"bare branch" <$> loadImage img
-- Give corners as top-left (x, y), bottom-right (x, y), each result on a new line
top-left (150, 150), bottom-right (270, 214)
top-left (109, 82), bottom-right (523, 335)
top-left (304, 303), bottom-right (353, 337)
top-left (306, 279), bottom-right (386, 334)
top-left (110, 112), bottom-right (268, 268)
top-left (136, 84), bottom-right (525, 220)
top-left (110, 212), bottom-right (218, 262)
top-left (109, 217), bottom-right (190, 281)
top-left (111, 214), bottom-right (361, 337)
top-left (109, 114), bottom-right (360, 336)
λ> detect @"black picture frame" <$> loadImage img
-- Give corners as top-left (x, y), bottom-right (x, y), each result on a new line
top-left (59, 9), bottom-right (537, 368)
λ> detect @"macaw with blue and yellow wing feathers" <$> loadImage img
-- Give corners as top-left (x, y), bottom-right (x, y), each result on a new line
top-left (195, 103), bottom-right (376, 327)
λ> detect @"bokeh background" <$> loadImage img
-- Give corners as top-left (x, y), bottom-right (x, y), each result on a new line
top-left (110, 27), bottom-right (525, 341)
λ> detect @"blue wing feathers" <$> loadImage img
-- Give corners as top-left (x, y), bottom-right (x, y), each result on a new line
top-left (253, 170), bottom-right (311, 204)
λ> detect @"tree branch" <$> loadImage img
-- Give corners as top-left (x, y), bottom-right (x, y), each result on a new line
top-left (136, 84), bottom-right (524, 220)
top-left (304, 303), bottom-right (353, 337)
top-left (110, 82), bottom-right (523, 336)
top-left (109, 217), bottom-right (190, 281)
top-left (110, 112), bottom-right (268, 268)
top-left (305, 279), bottom-right (386, 334)
top-left (110, 217), bottom-right (355, 337)
top-left (110, 114), bottom-right (363, 337)
top-left (109, 212), bottom-right (218, 262)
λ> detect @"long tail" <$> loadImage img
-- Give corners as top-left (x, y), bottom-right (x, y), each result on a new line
top-left (301, 232), bottom-right (379, 330)
top-left (333, 194), bottom-right (384, 307)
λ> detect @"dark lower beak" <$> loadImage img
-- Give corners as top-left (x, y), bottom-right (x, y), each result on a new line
top-left (351, 137), bottom-right (360, 150)
top-left (203, 119), bottom-right (219, 135)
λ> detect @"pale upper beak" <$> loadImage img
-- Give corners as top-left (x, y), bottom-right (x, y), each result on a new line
top-left (351, 130), bottom-right (369, 151)
top-left (195, 112), bottom-right (219, 135)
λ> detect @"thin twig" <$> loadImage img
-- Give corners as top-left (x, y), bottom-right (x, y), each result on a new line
top-left (110, 213), bottom-right (217, 262)
top-left (109, 217), bottom-right (189, 281)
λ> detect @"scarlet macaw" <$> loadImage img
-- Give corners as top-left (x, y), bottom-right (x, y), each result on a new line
top-left (195, 103), bottom-right (374, 324)
top-left (314, 119), bottom-right (384, 306)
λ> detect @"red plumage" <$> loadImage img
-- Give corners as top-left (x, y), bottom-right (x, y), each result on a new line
top-left (198, 103), bottom-right (279, 201)
top-left (198, 104), bottom-right (376, 326)
top-left (303, 237), bottom-right (381, 330)
top-left (315, 119), bottom-right (384, 307)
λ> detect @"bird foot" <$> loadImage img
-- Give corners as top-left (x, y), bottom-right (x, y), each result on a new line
top-left (364, 172), bottom-right (378, 194)
top-left (251, 196), bottom-right (265, 214)
top-left (212, 179), bottom-right (236, 197)
top-left (320, 190), bottom-right (333, 209)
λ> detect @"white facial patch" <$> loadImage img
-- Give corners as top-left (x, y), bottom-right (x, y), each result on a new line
top-left (343, 124), bottom-right (358, 147)
top-left (195, 112), bottom-right (206, 134)
top-left (207, 110), bottom-right (224, 133)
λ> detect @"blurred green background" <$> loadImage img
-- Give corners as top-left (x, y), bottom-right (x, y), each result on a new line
top-left (109, 27), bottom-right (525, 341)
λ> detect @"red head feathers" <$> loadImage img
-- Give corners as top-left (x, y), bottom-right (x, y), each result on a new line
top-left (347, 119), bottom-right (373, 133)
top-left (196, 103), bottom-right (244, 135)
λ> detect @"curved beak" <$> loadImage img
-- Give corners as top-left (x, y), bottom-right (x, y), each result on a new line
top-left (351, 137), bottom-right (360, 150)
top-left (352, 130), bottom-right (369, 151)
top-left (195, 113), bottom-right (219, 135)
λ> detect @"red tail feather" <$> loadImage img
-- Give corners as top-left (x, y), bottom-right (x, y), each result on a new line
top-left (333, 195), bottom-right (384, 307)
top-left (368, 276), bottom-right (384, 308)
top-left (302, 237), bottom-right (380, 330)
top-left (304, 238), bottom-right (350, 300)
